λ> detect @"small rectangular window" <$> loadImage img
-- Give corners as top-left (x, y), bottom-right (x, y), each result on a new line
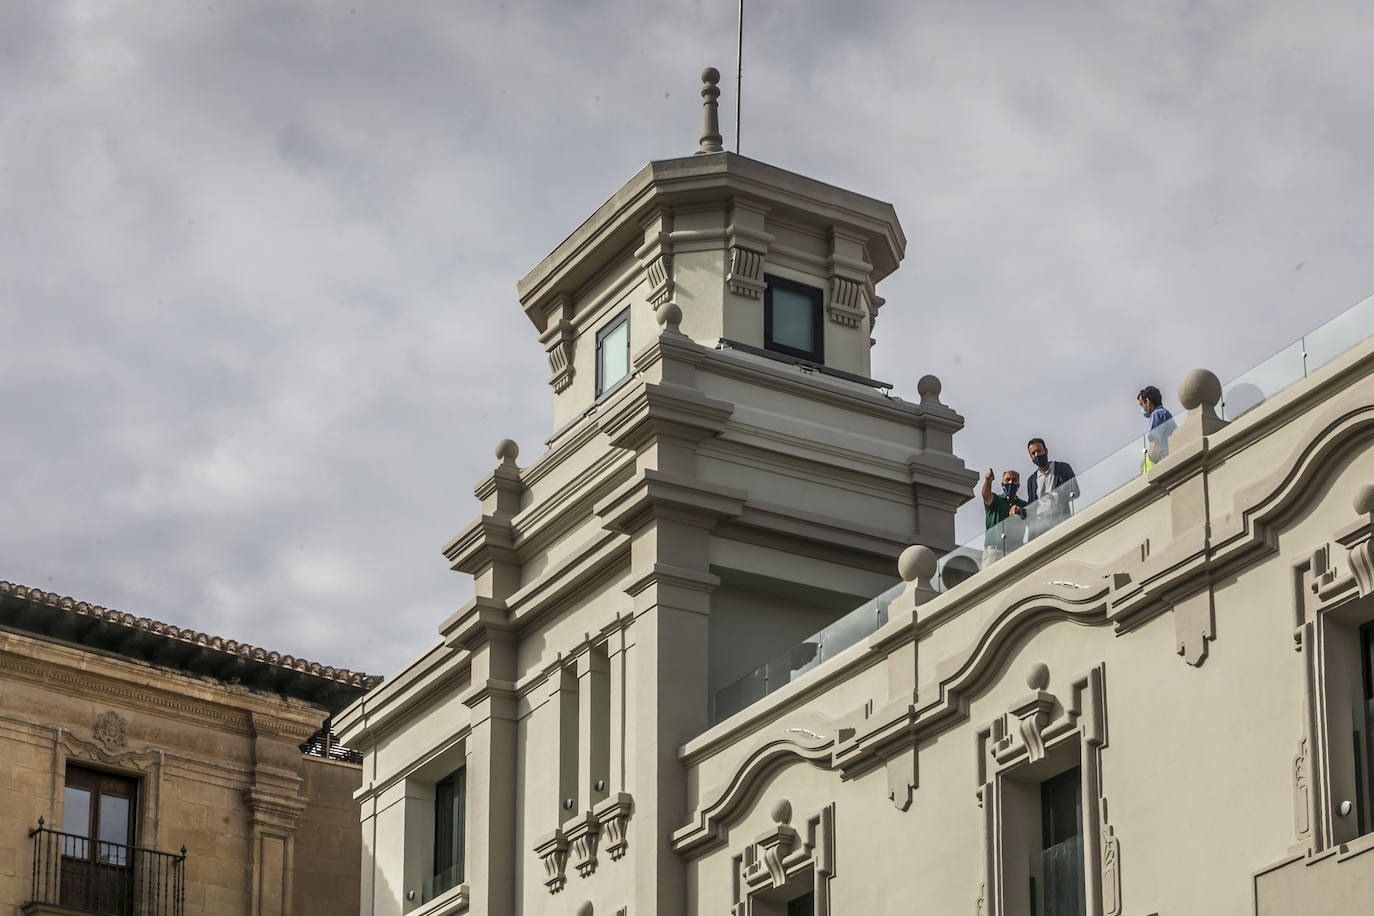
top-left (764, 275), bottom-right (824, 363)
top-left (596, 310), bottom-right (631, 397)
top-left (432, 767), bottom-right (466, 896)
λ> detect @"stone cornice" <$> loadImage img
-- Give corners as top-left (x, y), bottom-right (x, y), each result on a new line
top-left (696, 344), bottom-right (962, 430)
top-left (595, 381), bottom-right (734, 454)
top-left (517, 153), bottom-right (905, 330)
top-left (335, 642), bottom-right (468, 749)
top-left (442, 516), bottom-right (519, 575)
top-left (595, 469), bottom-right (746, 535)
top-left (0, 582), bottom-right (381, 707)
top-left (0, 630), bottom-right (324, 736)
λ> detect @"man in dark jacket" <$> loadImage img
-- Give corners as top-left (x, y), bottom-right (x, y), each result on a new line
top-left (1026, 437), bottom-right (1079, 539)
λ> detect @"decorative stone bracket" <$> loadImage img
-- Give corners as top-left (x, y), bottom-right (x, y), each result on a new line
top-left (827, 276), bottom-right (866, 327)
top-left (595, 792), bottom-right (633, 861)
top-left (536, 794), bottom-right (633, 892)
top-left (539, 295), bottom-right (576, 393)
top-left (534, 828), bottom-right (569, 894)
top-left (565, 811), bottom-right (600, 879)
top-left (728, 245), bottom-right (766, 299)
top-left (730, 800), bottom-right (834, 916)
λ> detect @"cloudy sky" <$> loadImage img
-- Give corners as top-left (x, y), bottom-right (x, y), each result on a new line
top-left (4, 0), bottom-right (1372, 677)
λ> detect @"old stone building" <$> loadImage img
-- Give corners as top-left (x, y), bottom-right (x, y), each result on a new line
top-left (0, 581), bottom-right (379, 916)
top-left (337, 72), bottom-right (1374, 915)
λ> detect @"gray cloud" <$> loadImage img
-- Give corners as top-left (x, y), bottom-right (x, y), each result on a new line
top-left (3, 0), bottom-right (1371, 676)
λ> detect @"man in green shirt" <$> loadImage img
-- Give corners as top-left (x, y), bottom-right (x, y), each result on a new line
top-left (982, 467), bottom-right (1028, 569)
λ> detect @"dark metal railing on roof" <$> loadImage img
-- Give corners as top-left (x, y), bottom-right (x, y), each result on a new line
top-left (300, 726), bottom-right (363, 764)
top-left (28, 821), bottom-right (185, 916)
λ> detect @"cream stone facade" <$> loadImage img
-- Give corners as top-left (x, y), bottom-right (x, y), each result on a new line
top-left (0, 582), bottom-right (378, 916)
top-left (337, 81), bottom-right (1374, 916)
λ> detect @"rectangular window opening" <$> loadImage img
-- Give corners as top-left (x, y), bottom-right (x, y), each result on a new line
top-left (1036, 767), bottom-right (1086, 916)
top-left (596, 309), bottom-right (631, 397)
top-left (61, 765), bottom-right (138, 913)
top-left (432, 767), bottom-right (466, 897)
top-left (764, 275), bottom-right (824, 364)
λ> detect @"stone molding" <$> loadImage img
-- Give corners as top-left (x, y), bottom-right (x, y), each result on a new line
top-left (594, 792), bottom-right (633, 862)
top-left (672, 711), bottom-right (846, 857)
top-left (1288, 481), bottom-right (1374, 855)
top-left (54, 727), bottom-right (166, 849)
top-left (0, 581), bottom-right (378, 691)
top-left (974, 663), bottom-right (1119, 916)
top-left (729, 800), bottom-right (835, 916)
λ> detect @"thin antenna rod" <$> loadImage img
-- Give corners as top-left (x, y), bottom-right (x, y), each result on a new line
top-left (735, 0), bottom-right (743, 153)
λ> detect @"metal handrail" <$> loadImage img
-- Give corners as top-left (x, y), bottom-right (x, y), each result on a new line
top-left (28, 819), bottom-right (186, 916)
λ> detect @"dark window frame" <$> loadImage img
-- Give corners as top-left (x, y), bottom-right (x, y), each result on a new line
top-left (595, 308), bottom-right (631, 398)
top-left (432, 767), bottom-right (466, 895)
top-left (763, 274), bottom-right (824, 363)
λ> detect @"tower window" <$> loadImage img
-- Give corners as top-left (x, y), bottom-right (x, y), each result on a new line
top-left (764, 275), bottom-right (824, 363)
top-left (596, 309), bottom-right (631, 397)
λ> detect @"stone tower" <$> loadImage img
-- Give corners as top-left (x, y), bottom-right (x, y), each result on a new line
top-left (341, 69), bottom-right (975, 916)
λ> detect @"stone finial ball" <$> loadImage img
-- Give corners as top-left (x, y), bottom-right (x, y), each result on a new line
top-left (702, 66), bottom-right (720, 84)
top-left (495, 439), bottom-right (519, 463)
top-left (1026, 662), bottom-right (1050, 691)
top-left (916, 374), bottom-right (942, 400)
top-left (898, 545), bottom-right (938, 583)
top-left (1178, 368), bottom-right (1223, 411)
top-left (657, 302), bottom-right (683, 328)
top-left (576, 902), bottom-right (594, 916)
top-left (770, 798), bottom-right (792, 825)
top-left (1355, 483), bottom-right (1374, 516)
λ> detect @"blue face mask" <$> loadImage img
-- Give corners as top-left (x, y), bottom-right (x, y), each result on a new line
top-left (1141, 407), bottom-right (1151, 417)
top-left (1003, 482), bottom-right (1018, 499)
top-left (1032, 454), bottom-right (1049, 469)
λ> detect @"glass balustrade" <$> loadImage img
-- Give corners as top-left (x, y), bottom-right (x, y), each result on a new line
top-left (710, 290), bottom-right (1374, 725)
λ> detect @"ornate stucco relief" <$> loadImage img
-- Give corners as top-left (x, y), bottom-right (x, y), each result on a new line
top-left (729, 799), bottom-right (835, 916)
top-left (975, 663), bottom-right (1119, 916)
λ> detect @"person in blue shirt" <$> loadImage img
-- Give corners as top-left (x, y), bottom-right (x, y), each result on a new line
top-left (1138, 385), bottom-right (1177, 473)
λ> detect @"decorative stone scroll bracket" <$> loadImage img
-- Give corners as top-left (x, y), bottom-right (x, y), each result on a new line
top-left (730, 800), bottom-right (835, 916)
top-left (728, 245), bottom-right (766, 299)
top-left (539, 295), bottom-right (576, 393)
top-left (594, 792), bottom-right (633, 861)
top-left (534, 828), bottom-right (570, 894)
top-left (564, 811), bottom-right (600, 879)
top-left (827, 276), bottom-right (866, 327)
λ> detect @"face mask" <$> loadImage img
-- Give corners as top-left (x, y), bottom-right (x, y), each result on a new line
top-left (1032, 454), bottom-right (1049, 469)
top-left (1003, 482), bottom-right (1018, 498)
top-left (1141, 407), bottom-right (1151, 417)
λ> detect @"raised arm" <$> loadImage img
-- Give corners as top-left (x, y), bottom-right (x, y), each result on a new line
top-left (982, 468), bottom-right (995, 506)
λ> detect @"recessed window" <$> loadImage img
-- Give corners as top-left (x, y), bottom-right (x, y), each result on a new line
top-left (764, 275), bottom-right (823, 363)
top-left (596, 309), bottom-right (631, 397)
top-left (431, 767), bottom-right (466, 898)
top-left (62, 765), bottom-right (138, 911)
top-left (1037, 768), bottom-right (1086, 916)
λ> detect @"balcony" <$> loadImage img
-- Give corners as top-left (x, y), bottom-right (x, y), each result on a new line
top-left (711, 289), bottom-right (1374, 725)
top-left (26, 821), bottom-right (185, 916)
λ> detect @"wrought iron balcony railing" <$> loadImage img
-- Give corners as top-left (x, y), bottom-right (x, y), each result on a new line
top-left (28, 820), bottom-right (186, 916)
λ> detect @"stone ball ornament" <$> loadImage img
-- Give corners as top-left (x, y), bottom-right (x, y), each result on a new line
top-left (770, 798), bottom-right (792, 825)
top-left (1026, 662), bottom-right (1050, 691)
top-left (657, 302), bottom-right (683, 329)
top-left (702, 66), bottom-right (720, 85)
top-left (1354, 482), bottom-right (1374, 517)
top-left (898, 545), bottom-right (938, 584)
top-left (1178, 368), bottom-right (1223, 412)
top-left (916, 374), bottom-right (942, 401)
top-left (495, 439), bottom-right (520, 464)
